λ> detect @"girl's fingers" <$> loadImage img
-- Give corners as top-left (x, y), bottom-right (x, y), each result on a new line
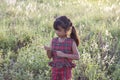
top-left (44, 46), bottom-right (51, 50)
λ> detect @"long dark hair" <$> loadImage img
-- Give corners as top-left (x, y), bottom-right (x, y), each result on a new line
top-left (53, 16), bottom-right (80, 46)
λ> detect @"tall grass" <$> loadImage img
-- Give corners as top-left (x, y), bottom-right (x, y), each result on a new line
top-left (0, 0), bottom-right (120, 80)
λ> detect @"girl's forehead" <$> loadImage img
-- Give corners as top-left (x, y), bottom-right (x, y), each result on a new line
top-left (56, 26), bottom-right (65, 31)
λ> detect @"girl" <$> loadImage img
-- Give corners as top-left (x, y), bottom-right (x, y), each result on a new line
top-left (44, 16), bottom-right (80, 80)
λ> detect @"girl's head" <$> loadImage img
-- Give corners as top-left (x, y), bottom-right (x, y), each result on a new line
top-left (53, 16), bottom-right (80, 46)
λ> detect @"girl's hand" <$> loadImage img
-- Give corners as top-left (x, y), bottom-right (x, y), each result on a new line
top-left (44, 46), bottom-right (51, 51)
top-left (56, 51), bottom-right (66, 57)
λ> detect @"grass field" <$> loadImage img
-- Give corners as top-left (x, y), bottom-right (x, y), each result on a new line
top-left (0, 0), bottom-right (120, 80)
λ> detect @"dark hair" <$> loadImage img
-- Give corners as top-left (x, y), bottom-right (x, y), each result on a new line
top-left (53, 16), bottom-right (80, 46)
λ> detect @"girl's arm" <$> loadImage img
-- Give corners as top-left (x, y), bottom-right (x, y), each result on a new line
top-left (44, 43), bottom-right (52, 59)
top-left (56, 41), bottom-right (80, 60)
top-left (47, 50), bottom-right (52, 59)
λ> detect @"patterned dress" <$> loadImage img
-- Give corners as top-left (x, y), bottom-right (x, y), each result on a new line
top-left (49, 37), bottom-right (76, 80)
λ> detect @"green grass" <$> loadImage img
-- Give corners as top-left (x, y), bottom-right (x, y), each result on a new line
top-left (0, 0), bottom-right (120, 80)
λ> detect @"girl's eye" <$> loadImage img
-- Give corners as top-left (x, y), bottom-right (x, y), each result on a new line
top-left (57, 30), bottom-right (61, 32)
top-left (59, 30), bottom-right (62, 32)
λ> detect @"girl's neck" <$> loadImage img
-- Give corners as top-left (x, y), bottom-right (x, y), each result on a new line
top-left (58, 35), bottom-right (70, 38)
top-left (59, 36), bottom-right (66, 38)
top-left (58, 36), bottom-right (67, 42)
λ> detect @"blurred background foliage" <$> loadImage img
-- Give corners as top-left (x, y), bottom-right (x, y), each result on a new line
top-left (0, 0), bottom-right (120, 80)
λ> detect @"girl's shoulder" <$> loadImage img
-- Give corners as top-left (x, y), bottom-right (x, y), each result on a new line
top-left (51, 37), bottom-right (58, 42)
top-left (51, 37), bottom-right (74, 43)
top-left (66, 37), bottom-right (74, 42)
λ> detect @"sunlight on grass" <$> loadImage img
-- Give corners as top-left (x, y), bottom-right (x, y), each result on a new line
top-left (0, 0), bottom-right (120, 80)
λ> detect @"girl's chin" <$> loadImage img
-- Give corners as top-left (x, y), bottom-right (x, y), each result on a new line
top-left (58, 36), bottom-right (67, 38)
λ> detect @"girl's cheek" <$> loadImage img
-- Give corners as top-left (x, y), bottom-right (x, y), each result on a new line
top-left (56, 31), bottom-right (61, 34)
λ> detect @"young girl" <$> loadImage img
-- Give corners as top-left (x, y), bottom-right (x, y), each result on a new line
top-left (44, 16), bottom-right (80, 80)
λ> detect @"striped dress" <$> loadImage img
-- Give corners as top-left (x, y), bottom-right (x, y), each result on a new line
top-left (49, 37), bottom-right (76, 80)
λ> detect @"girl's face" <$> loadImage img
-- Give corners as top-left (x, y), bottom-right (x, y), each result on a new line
top-left (55, 26), bottom-right (66, 37)
top-left (55, 26), bottom-right (72, 38)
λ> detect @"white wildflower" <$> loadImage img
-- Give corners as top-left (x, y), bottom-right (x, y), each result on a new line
top-left (103, 6), bottom-right (112, 13)
top-left (116, 9), bottom-right (120, 15)
top-left (103, 44), bottom-right (109, 51)
top-left (16, 5), bottom-right (22, 12)
top-left (105, 30), bottom-right (109, 36)
top-left (5, 0), bottom-right (16, 5)
top-left (26, 3), bottom-right (36, 13)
